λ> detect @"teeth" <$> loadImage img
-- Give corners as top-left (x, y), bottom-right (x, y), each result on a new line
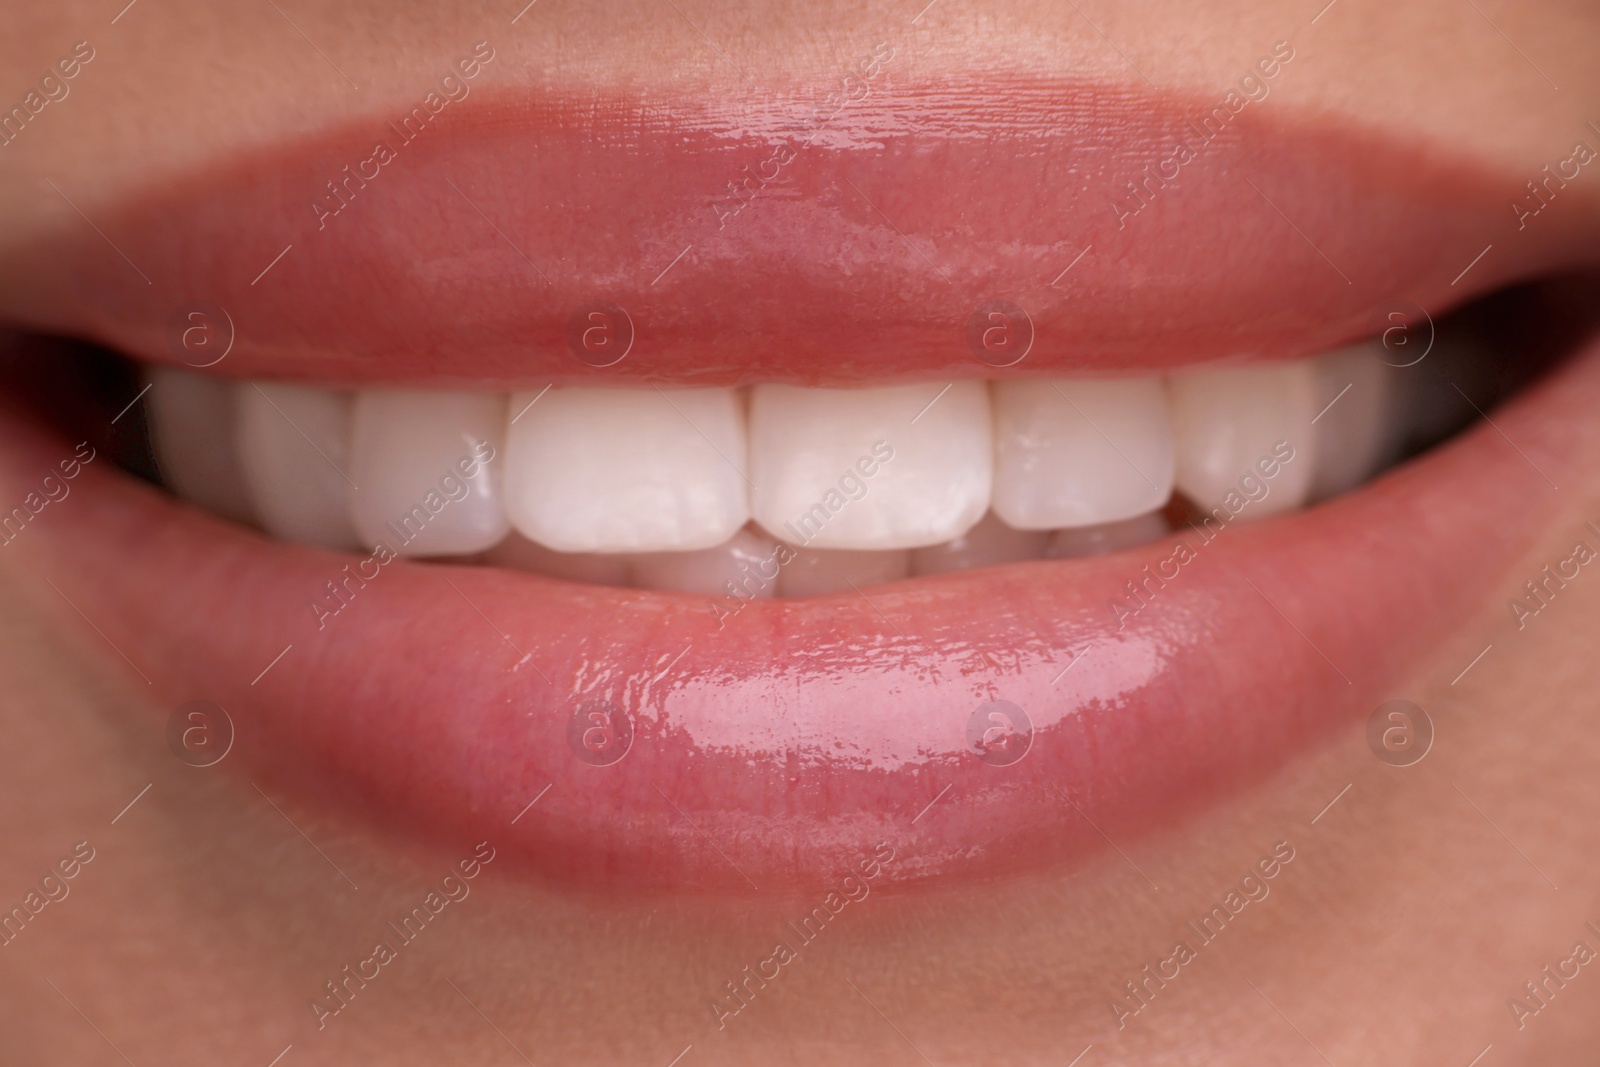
top-left (235, 382), bottom-right (361, 550)
top-left (174, 341), bottom-right (1413, 593)
top-left (504, 386), bottom-right (749, 552)
top-left (346, 390), bottom-right (510, 557)
top-left (909, 512), bottom-right (1050, 576)
top-left (481, 532), bottom-right (632, 587)
top-left (1167, 360), bottom-right (1317, 518)
top-left (147, 366), bottom-right (257, 524)
top-left (1310, 345), bottom-right (1401, 501)
top-left (1047, 511), bottom-right (1170, 558)
top-left (633, 527), bottom-right (783, 598)
top-left (777, 546), bottom-right (910, 597)
top-left (748, 383), bottom-right (991, 550)
top-left (992, 377), bottom-right (1175, 529)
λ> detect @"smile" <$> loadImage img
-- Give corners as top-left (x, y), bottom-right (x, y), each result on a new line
top-left (2, 72), bottom-right (1598, 896)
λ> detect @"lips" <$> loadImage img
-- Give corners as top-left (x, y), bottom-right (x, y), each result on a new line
top-left (1, 337), bottom-right (1594, 892)
top-left (3, 71), bottom-right (1599, 895)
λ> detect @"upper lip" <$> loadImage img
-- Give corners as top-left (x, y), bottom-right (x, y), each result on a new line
top-left (2, 78), bottom-right (1597, 387)
top-left (4, 75), bottom-right (1598, 894)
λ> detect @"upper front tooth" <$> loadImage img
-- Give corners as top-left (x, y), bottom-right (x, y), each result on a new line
top-left (1310, 344), bottom-right (1400, 501)
top-left (236, 382), bottom-right (361, 550)
top-left (748, 383), bottom-right (992, 549)
top-left (503, 386), bottom-right (750, 553)
top-left (1168, 360), bottom-right (1318, 517)
top-left (346, 389), bottom-right (510, 556)
top-left (146, 366), bottom-right (257, 525)
top-left (992, 377), bottom-right (1174, 529)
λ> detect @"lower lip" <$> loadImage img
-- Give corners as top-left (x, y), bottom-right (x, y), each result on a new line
top-left (4, 342), bottom-right (1595, 893)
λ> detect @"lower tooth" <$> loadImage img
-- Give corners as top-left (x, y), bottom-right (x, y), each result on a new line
top-left (1309, 344), bottom-right (1401, 501)
top-left (347, 390), bottom-right (510, 557)
top-left (777, 546), bottom-right (910, 596)
top-left (909, 512), bottom-right (1050, 576)
top-left (481, 532), bottom-right (631, 587)
top-left (1047, 511), bottom-right (1170, 558)
top-left (235, 382), bottom-right (361, 550)
top-left (147, 366), bottom-right (257, 525)
top-left (632, 527), bottom-right (783, 597)
top-left (1168, 360), bottom-right (1318, 519)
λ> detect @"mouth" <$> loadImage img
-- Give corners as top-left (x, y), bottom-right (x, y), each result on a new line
top-left (3, 70), bottom-right (1599, 896)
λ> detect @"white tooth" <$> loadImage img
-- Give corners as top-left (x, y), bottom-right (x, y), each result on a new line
top-left (1167, 361), bottom-right (1317, 517)
top-left (776, 546), bottom-right (909, 596)
top-left (1047, 511), bottom-right (1169, 558)
top-left (482, 532), bottom-right (631, 587)
top-left (1310, 344), bottom-right (1401, 501)
top-left (146, 366), bottom-right (256, 524)
top-left (749, 383), bottom-right (991, 550)
top-left (632, 527), bottom-right (784, 598)
top-left (992, 377), bottom-right (1174, 529)
top-left (504, 386), bottom-right (750, 553)
top-left (235, 382), bottom-right (360, 550)
top-left (909, 512), bottom-right (1049, 576)
top-left (347, 390), bottom-right (510, 556)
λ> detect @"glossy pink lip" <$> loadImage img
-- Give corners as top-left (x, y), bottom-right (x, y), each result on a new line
top-left (3, 77), bottom-right (1597, 387)
top-left (2, 340), bottom-right (1594, 892)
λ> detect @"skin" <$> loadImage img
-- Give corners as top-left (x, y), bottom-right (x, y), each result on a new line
top-left (2, 1), bottom-right (1599, 1064)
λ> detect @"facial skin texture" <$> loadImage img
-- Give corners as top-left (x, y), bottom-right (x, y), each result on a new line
top-left (1, 2), bottom-right (1599, 1065)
